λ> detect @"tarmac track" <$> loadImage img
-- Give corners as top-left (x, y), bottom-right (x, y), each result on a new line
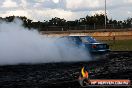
top-left (0, 51), bottom-right (132, 88)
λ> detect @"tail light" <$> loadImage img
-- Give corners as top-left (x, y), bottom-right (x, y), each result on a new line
top-left (92, 45), bottom-right (97, 49)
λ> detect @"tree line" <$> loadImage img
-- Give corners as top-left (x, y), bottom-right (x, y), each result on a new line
top-left (0, 14), bottom-right (132, 31)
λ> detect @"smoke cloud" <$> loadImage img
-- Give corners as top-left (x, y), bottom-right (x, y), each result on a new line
top-left (0, 19), bottom-right (91, 65)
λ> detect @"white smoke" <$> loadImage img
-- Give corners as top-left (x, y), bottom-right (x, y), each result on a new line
top-left (0, 19), bottom-right (91, 65)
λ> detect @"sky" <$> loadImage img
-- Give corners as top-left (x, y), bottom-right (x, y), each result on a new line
top-left (0, 0), bottom-right (132, 21)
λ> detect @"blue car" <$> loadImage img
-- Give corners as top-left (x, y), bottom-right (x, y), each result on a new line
top-left (62, 36), bottom-right (110, 54)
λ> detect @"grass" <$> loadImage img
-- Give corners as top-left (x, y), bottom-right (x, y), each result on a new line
top-left (101, 40), bottom-right (132, 51)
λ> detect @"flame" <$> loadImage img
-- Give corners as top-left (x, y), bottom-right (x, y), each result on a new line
top-left (81, 67), bottom-right (89, 78)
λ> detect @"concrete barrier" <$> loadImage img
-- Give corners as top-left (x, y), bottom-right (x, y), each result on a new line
top-left (41, 30), bottom-right (132, 40)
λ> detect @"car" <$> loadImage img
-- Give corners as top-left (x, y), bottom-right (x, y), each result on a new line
top-left (60, 36), bottom-right (110, 54)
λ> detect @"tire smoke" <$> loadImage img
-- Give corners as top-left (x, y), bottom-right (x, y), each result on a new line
top-left (0, 19), bottom-right (91, 65)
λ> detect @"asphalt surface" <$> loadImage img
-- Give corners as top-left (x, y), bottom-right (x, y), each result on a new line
top-left (0, 51), bottom-right (132, 88)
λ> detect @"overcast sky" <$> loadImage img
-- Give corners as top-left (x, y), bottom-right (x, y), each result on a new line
top-left (0, 0), bottom-right (132, 21)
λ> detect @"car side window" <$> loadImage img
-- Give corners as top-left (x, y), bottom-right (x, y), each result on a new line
top-left (80, 36), bottom-right (97, 43)
top-left (80, 37), bottom-right (89, 43)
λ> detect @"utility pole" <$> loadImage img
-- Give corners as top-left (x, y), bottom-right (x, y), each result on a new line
top-left (105, 0), bottom-right (107, 29)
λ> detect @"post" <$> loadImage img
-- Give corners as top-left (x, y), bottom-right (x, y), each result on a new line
top-left (85, 25), bottom-right (87, 31)
top-left (94, 23), bottom-right (96, 29)
top-left (105, 0), bottom-right (107, 29)
top-left (131, 21), bottom-right (132, 28)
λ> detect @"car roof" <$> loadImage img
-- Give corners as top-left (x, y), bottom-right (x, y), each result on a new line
top-left (68, 35), bottom-right (91, 37)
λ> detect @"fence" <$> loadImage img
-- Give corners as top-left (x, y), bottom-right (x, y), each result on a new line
top-left (40, 24), bottom-right (132, 31)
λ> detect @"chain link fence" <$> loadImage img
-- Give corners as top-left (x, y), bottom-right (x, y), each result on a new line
top-left (40, 24), bottom-right (132, 31)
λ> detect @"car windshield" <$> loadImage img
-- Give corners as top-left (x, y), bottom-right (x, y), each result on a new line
top-left (80, 36), bottom-right (98, 43)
